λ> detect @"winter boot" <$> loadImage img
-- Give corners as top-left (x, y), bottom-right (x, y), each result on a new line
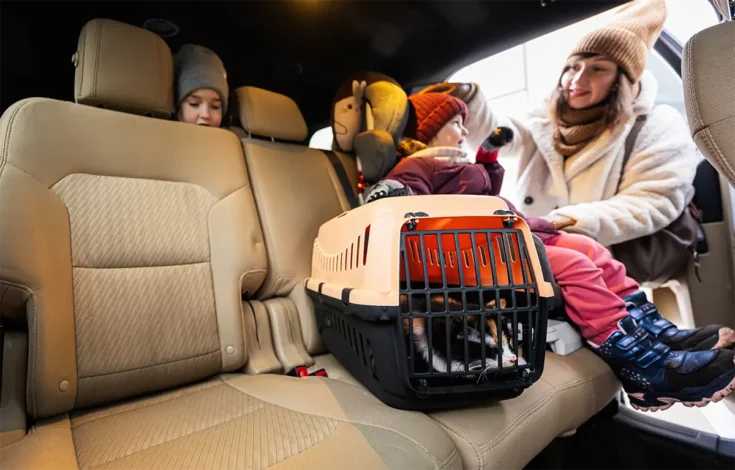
top-left (592, 316), bottom-right (735, 411)
top-left (624, 290), bottom-right (735, 351)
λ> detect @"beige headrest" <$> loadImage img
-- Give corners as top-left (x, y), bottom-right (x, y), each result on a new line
top-left (235, 86), bottom-right (308, 142)
top-left (683, 21), bottom-right (735, 186)
top-left (74, 19), bottom-right (174, 118)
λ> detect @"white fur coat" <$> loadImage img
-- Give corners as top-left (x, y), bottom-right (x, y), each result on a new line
top-left (465, 71), bottom-right (701, 247)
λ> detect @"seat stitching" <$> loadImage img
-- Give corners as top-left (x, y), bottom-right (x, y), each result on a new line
top-left (220, 378), bottom-right (449, 467)
top-left (73, 261), bottom-right (211, 270)
top-left (81, 393), bottom-right (269, 468)
top-left (478, 373), bottom-right (612, 452)
top-left (436, 446), bottom-right (461, 470)
top-left (71, 378), bottom-right (225, 429)
top-left (243, 148), bottom-right (283, 276)
top-left (0, 100), bottom-right (30, 182)
top-left (78, 350), bottom-right (220, 380)
top-left (696, 127), bottom-right (735, 184)
top-left (430, 416), bottom-right (481, 469)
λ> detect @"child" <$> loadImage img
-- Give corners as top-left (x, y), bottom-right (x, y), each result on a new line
top-left (367, 92), bottom-right (735, 411)
top-left (173, 44), bottom-right (228, 127)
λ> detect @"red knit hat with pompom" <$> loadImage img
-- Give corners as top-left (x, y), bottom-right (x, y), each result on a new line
top-left (405, 93), bottom-right (468, 144)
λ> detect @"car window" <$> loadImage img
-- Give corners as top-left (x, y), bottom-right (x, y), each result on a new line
top-left (308, 0), bottom-right (719, 177)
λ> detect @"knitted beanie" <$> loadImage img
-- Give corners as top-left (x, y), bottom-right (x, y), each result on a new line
top-left (174, 44), bottom-right (229, 113)
top-left (569, 0), bottom-right (667, 83)
top-left (405, 93), bottom-right (468, 144)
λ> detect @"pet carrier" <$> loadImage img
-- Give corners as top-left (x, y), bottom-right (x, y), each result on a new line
top-left (305, 195), bottom-right (554, 410)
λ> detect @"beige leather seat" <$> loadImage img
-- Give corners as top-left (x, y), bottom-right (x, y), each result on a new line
top-left (683, 20), bottom-right (735, 187)
top-left (0, 19), bottom-right (461, 470)
top-left (235, 87), bottom-right (620, 469)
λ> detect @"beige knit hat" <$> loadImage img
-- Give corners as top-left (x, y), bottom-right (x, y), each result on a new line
top-left (569, 0), bottom-right (667, 83)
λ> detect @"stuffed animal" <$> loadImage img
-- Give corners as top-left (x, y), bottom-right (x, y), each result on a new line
top-left (330, 72), bottom-right (410, 190)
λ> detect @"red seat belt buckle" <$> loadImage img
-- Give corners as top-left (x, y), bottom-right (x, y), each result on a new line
top-left (286, 366), bottom-right (328, 378)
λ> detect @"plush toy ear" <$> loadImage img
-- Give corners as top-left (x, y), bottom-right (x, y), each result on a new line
top-left (363, 81), bottom-right (409, 144)
top-left (352, 80), bottom-right (367, 104)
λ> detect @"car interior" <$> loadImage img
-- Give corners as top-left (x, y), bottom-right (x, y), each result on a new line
top-left (0, 1), bottom-right (734, 469)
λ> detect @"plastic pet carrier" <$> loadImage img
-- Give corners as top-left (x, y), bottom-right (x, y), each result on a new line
top-left (305, 195), bottom-right (554, 410)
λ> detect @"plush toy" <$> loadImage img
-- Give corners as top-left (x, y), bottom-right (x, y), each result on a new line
top-left (330, 72), bottom-right (410, 190)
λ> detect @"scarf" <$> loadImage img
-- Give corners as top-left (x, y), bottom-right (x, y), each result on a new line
top-left (552, 104), bottom-right (607, 157)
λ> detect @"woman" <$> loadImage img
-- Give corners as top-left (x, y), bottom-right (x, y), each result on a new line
top-left (367, 91), bottom-right (735, 412)
top-left (460, 0), bottom-right (698, 248)
top-left (174, 44), bottom-right (228, 127)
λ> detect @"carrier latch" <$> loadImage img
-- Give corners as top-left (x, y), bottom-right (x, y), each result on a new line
top-left (493, 209), bottom-right (518, 229)
top-left (404, 212), bottom-right (429, 231)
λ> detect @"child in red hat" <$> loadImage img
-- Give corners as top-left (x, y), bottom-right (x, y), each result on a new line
top-left (367, 92), bottom-right (735, 412)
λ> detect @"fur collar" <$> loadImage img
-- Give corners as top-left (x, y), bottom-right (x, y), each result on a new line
top-left (408, 146), bottom-right (470, 164)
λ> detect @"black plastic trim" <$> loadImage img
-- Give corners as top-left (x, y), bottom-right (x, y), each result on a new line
top-left (615, 395), bottom-right (735, 458)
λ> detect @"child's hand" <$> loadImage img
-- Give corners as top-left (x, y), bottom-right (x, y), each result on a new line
top-left (481, 127), bottom-right (514, 151)
top-left (549, 215), bottom-right (576, 230)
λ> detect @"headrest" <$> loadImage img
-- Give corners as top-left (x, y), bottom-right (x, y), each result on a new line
top-left (235, 86), bottom-right (308, 142)
top-left (74, 19), bottom-right (174, 118)
top-left (683, 21), bottom-right (735, 187)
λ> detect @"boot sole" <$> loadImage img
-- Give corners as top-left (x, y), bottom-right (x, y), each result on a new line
top-left (628, 356), bottom-right (735, 412)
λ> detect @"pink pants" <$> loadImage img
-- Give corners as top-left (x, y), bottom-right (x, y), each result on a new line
top-left (544, 233), bottom-right (640, 344)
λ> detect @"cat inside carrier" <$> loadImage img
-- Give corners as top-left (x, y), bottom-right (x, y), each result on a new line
top-left (305, 194), bottom-right (554, 410)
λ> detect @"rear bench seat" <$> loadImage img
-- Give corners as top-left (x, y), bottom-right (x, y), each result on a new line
top-left (236, 87), bottom-right (621, 469)
top-left (0, 19), bottom-right (461, 470)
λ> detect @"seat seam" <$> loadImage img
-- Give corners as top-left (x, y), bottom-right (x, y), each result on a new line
top-left (696, 126), bottom-right (735, 184)
top-left (71, 378), bottom-right (226, 429)
top-left (78, 350), bottom-right (220, 380)
top-left (79, 395), bottom-right (269, 468)
top-left (431, 416), bottom-right (482, 469)
top-left (478, 374), bottom-right (609, 452)
top-left (436, 447), bottom-right (461, 470)
top-left (72, 261), bottom-right (211, 270)
top-left (221, 378), bottom-right (450, 467)
top-left (0, 100), bottom-right (31, 182)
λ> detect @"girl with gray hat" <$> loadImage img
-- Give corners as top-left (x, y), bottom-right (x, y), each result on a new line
top-left (174, 44), bottom-right (229, 127)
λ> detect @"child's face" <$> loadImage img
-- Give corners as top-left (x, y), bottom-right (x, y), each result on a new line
top-left (178, 89), bottom-right (223, 127)
top-left (560, 55), bottom-right (618, 109)
top-left (429, 113), bottom-right (469, 148)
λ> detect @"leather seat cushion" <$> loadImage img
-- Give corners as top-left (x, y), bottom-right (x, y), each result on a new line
top-left (0, 374), bottom-right (461, 470)
top-left (314, 349), bottom-right (619, 470)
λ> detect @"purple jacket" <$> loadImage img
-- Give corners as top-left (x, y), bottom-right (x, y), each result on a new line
top-left (384, 155), bottom-right (559, 242)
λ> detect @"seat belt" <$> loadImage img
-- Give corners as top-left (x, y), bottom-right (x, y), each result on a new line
top-left (323, 151), bottom-right (359, 209)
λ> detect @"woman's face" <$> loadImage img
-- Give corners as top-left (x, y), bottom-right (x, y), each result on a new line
top-left (178, 89), bottom-right (223, 127)
top-left (560, 55), bottom-right (618, 109)
top-left (429, 113), bottom-right (469, 148)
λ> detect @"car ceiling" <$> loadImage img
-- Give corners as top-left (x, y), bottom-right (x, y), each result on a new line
top-left (1, 0), bottom-right (627, 132)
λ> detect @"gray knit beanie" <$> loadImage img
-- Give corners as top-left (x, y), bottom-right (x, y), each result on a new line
top-left (174, 44), bottom-right (229, 113)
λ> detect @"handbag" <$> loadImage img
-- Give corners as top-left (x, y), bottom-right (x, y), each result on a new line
top-left (609, 114), bottom-right (704, 284)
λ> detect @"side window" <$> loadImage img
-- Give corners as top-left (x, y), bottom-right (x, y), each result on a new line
top-left (449, 0), bottom-right (718, 199)
top-left (309, 126), bottom-right (333, 150)
top-left (310, 0), bottom-right (719, 186)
